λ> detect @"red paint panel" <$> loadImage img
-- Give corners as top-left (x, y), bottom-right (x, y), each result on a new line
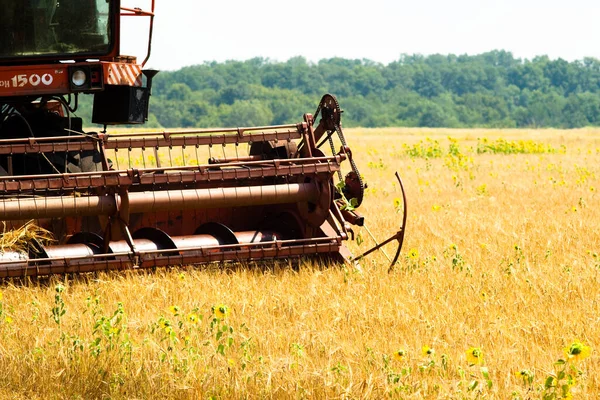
top-left (0, 64), bottom-right (70, 96)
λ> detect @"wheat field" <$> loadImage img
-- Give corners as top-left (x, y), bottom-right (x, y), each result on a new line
top-left (0, 128), bottom-right (599, 399)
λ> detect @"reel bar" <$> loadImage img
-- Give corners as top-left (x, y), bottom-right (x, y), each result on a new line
top-left (108, 123), bottom-right (306, 138)
top-left (0, 135), bottom-right (94, 144)
top-left (208, 155), bottom-right (263, 164)
top-left (0, 155), bottom-right (344, 193)
top-left (0, 140), bottom-right (97, 155)
top-left (103, 129), bottom-right (302, 149)
top-left (0, 182), bottom-right (319, 220)
top-left (0, 124), bottom-right (305, 155)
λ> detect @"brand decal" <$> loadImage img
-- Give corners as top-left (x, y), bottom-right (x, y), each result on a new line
top-left (9, 73), bottom-right (54, 88)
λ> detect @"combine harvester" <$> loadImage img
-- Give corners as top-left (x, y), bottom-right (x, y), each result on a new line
top-left (0, 0), bottom-right (406, 277)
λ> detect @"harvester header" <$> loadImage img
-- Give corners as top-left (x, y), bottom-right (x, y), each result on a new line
top-left (0, 1), bottom-right (406, 277)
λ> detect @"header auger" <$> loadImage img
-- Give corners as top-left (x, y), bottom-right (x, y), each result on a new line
top-left (0, 1), bottom-right (406, 277)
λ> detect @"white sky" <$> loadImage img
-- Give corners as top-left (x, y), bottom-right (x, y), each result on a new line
top-left (120, 0), bottom-right (600, 71)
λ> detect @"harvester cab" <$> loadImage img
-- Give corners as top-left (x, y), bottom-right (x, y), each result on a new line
top-left (0, 0), bottom-right (406, 277)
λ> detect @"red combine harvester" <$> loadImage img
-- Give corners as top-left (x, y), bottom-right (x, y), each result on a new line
top-left (0, 0), bottom-right (406, 277)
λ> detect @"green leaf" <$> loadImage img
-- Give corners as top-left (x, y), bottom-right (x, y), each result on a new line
top-left (480, 366), bottom-right (489, 379)
top-left (544, 376), bottom-right (554, 389)
top-left (481, 366), bottom-right (492, 388)
top-left (340, 199), bottom-right (355, 211)
top-left (356, 233), bottom-right (364, 246)
top-left (468, 380), bottom-right (479, 391)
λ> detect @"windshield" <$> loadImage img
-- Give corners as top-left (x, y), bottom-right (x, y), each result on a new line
top-left (0, 0), bottom-right (113, 59)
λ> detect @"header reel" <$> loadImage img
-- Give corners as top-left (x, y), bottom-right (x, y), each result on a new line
top-left (0, 94), bottom-right (406, 277)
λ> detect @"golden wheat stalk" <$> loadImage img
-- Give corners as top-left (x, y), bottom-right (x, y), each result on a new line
top-left (0, 220), bottom-right (56, 254)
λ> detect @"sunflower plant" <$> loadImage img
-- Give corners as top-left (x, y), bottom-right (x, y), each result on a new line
top-left (464, 347), bottom-right (493, 392)
top-left (541, 341), bottom-right (591, 400)
top-left (211, 304), bottom-right (234, 356)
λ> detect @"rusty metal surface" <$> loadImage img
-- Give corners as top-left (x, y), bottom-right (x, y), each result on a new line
top-left (102, 125), bottom-right (305, 149)
top-left (0, 136), bottom-right (97, 155)
top-left (0, 182), bottom-right (318, 220)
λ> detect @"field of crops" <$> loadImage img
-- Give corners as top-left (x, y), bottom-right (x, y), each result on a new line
top-left (0, 127), bottom-right (599, 399)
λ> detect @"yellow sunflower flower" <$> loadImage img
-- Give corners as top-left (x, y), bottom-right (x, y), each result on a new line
top-left (188, 313), bottom-right (199, 324)
top-left (169, 305), bottom-right (180, 315)
top-left (422, 346), bottom-right (435, 357)
top-left (408, 248), bottom-right (419, 259)
top-left (159, 318), bottom-right (170, 329)
top-left (393, 349), bottom-right (407, 361)
top-left (564, 341), bottom-right (591, 362)
top-left (465, 347), bottom-right (484, 366)
top-left (515, 369), bottom-right (534, 384)
top-left (212, 304), bottom-right (229, 320)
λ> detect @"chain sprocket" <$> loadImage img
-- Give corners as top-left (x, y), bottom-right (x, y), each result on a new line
top-left (314, 94), bottom-right (365, 207)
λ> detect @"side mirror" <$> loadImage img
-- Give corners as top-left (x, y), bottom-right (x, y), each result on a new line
top-left (142, 69), bottom-right (159, 96)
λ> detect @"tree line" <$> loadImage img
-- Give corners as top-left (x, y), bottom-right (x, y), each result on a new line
top-left (84, 51), bottom-right (600, 129)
